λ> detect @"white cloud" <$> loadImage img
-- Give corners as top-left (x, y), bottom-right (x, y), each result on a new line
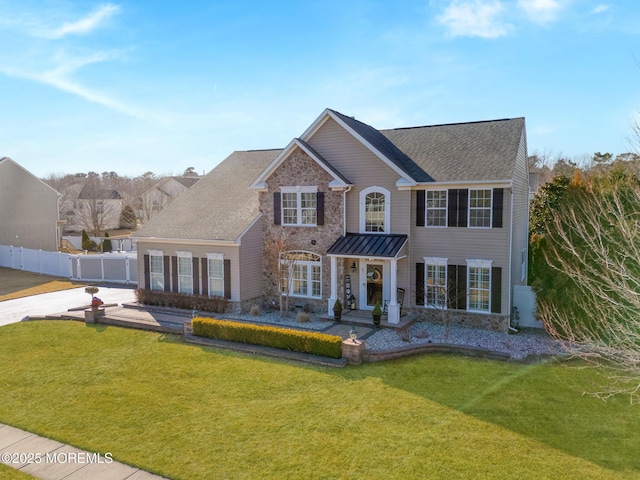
top-left (35, 3), bottom-right (121, 39)
top-left (437, 1), bottom-right (512, 38)
top-left (591, 5), bottom-right (609, 15)
top-left (517, 0), bottom-right (565, 24)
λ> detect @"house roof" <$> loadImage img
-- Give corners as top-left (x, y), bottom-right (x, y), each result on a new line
top-left (250, 137), bottom-right (352, 190)
top-left (327, 233), bottom-right (408, 258)
top-left (134, 149), bottom-right (280, 242)
top-left (380, 118), bottom-right (525, 183)
top-left (328, 110), bottom-right (434, 183)
top-left (171, 176), bottom-right (200, 188)
top-left (78, 186), bottom-right (123, 199)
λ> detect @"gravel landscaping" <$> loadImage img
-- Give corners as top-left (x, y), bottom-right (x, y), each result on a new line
top-left (222, 310), bottom-right (565, 360)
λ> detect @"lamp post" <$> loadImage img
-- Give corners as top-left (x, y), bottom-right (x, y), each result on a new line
top-left (349, 326), bottom-right (358, 343)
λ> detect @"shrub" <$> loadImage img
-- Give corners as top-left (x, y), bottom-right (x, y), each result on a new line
top-left (119, 205), bottom-right (137, 229)
top-left (135, 289), bottom-right (229, 314)
top-left (192, 317), bottom-right (342, 359)
top-left (250, 304), bottom-right (261, 316)
top-left (81, 229), bottom-right (97, 252)
top-left (296, 311), bottom-right (310, 323)
top-left (101, 232), bottom-right (113, 252)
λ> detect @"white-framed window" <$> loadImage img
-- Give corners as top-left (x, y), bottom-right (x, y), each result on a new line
top-left (426, 190), bottom-right (447, 227)
top-left (281, 186), bottom-right (317, 226)
top-left (469, 189), bottom-right (492, 228)
top-left (149, 249), bottom-right (164, 291)
top-left (207, 253), bottom-right (224, 297)
top-left (424, 257), bottom-right (448, 308)
top-left (360, 186), bottom-right (391, 233)
top-left (177, 251), bottom-right (193, 294)
top-left (467, 259), bottom-right (492, 312)
top-left (280, 251), bottom-right (321, 298)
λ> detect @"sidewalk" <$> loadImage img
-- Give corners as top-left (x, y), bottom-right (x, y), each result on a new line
top-left (0, 423), bottom-right (167, 480)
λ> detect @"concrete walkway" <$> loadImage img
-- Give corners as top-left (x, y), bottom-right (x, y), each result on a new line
top-left (0, 423), bottom-right (167, 479)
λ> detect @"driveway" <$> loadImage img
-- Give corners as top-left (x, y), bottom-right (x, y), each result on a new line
top-left (0, 286), bottom-right (137, 327)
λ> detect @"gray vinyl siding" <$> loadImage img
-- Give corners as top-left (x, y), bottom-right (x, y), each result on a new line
top-left (510, 129), bottom-right (529, 289)
top-left (308, 117), bottom-right (412, 235)
top-left (410, 188), bottom-right (511, 314)
top-left (136, 240), bottom-right (243, 301)
top-left (0, 159), bottom-right (60, 251)
top-left (238, 219), bottom-right (263, 301)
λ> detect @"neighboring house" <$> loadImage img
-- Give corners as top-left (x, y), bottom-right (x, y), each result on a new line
top-left (62, 184), bottom-right (125, 233)
top-left (0, 157), bottom-right (62, 251)
top-left (134, 109), bottom-right (529, 331)
top-left (139, 175), bottom-right (200, 222)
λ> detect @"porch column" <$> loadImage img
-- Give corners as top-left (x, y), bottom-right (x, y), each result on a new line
top-left (328, 256), bottom-right (338, 316)
top-left (387, 258), bottom-right (400, 324)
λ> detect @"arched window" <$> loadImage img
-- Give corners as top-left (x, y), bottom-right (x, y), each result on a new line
top-left (280, 251), bottom-right (322, 298)
top-left (360, 186), bottom-right (390, 233)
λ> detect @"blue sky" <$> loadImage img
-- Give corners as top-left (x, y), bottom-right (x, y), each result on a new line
top-left (0, 0), bottom-right (638, 178)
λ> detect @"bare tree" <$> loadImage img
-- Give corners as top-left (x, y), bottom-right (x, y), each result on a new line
top-left (536, 172), bottom-right (640, 403)
top-left (263, 235), bottom-right (301, 317)
top-left (77, 175), bottom-right (121, 235)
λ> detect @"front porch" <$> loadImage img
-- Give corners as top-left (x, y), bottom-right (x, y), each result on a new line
top-left (320, 308), bottom-right (418, 331)
top-left (326, 233), bottom-right (409, 325)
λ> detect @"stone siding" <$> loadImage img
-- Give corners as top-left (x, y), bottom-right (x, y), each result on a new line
top-left (260, 147), bottom-right (344, 306)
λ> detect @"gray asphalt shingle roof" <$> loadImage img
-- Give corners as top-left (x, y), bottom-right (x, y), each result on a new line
top-left (380, 118), bottom-right (525, 182)
top-left (134, 112), bottom-right (525, 242)
top-left (134, 149), bottom-right (280, 242)
top-left (330, 109), bottom-right (434, 182)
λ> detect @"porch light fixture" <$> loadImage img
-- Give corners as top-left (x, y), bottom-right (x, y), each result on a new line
top-left (349, 326), bottom-right (358, 343)
top-left (350, 262), bottom-right (357, 272)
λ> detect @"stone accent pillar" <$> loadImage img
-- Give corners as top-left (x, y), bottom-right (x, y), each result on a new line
top-left (184, 321), bottom-right (193, 335)
top-left (341, 339), bottom-right (365, 365)
top-left (84, 308), bottom-right (105, 324)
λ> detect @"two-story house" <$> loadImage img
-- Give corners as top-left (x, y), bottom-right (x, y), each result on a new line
top-left (133, 108), bottom-right (529, 331)
top-left (0, 157), bottom-right (62, 251)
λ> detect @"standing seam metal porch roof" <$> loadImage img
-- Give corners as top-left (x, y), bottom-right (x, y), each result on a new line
top-left (327, 234), bottom-right (408, 258)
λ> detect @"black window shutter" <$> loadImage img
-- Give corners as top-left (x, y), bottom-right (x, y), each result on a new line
top-left (224, 259), bottom-right (231, 299)
top-left (457, 265), bottom-right (467, 310)
top-left (192, 257), bottom-right (200, 295)
top-left (274, 192), bottom-right (281, 225)
top-left (448, 189), bottom-right (458, 227)
top-left (458, 189), bottom-right (468, 228)
top-left (491, 267), bottom-right (502, 314)
top-left (163, 256), bottom-right (170, 292)
top-left (416, 262), bottom-right (425, 305)
top-left (416, 190), bottom-right (425, 227)
top-left (447, 265), bottom-right (457, 309)
top-left (201, 258), bottom-right (208, 296)
top-left (171, 256), bottom-right (178, 292)
top-left (317, 192), bottom-right (324, 226)
top-left (143, 254), bottom-right (150, 290)
top-left (492, 188), bottom-right (504, 228)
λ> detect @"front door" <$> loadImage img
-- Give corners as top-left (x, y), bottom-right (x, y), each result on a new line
top-left (360, 261), bottom-right (384, 310)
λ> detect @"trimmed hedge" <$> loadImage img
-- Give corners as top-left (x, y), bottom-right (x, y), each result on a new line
top-left (135, 289), bottom-right (229, 314)
top-left (192, 317), bottom-right (343, 359)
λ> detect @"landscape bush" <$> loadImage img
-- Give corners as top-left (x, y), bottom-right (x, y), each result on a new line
top-left (135, 289), bottom-right (229, 313)
top-left (192, 317), bottom-right (343, 358)
top-left (81, 229), bottom-right (97, 252)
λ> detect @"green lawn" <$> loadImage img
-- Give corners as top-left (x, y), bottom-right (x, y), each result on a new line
top-left (1, 320), bottom-right (639, 479)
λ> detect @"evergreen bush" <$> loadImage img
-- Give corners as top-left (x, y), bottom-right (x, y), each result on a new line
top-left (192, 317), bottom-right (343, 358)
top-left (81, 229), bottom-right (97, 251)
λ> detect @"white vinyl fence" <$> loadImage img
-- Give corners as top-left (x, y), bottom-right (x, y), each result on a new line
top-left (0, 245), bottom-right (138, 285)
